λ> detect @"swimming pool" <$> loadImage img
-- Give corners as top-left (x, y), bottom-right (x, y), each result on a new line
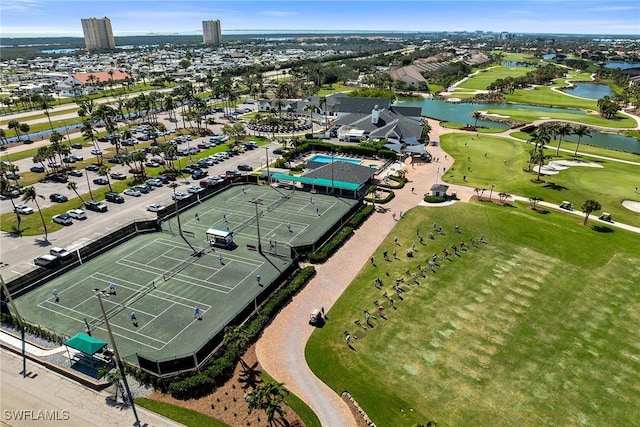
top-left (308, 155), bottom-right (363, 165)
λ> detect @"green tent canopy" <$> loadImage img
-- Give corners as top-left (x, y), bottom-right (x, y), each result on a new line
top-left (64, 333), bottom-right (107, 355)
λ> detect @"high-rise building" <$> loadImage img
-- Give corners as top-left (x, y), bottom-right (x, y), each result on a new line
top-left (81, 17), bottom-right (116, 51)
top-left (202, 20), bottom-right (222, 45)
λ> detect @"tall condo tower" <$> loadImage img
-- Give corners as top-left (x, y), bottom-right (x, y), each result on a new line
top-left (202, 20), bottom-right (222, 45)
top-left (81, 17), bottom-right (116, 51)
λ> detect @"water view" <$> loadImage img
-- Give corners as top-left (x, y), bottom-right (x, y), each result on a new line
top-left (395, 97), bottom-right (640, 154)
top-left (562, 82), bottom-right (615, 99)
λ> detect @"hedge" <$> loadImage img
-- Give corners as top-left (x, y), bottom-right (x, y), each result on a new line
top-left (423, 195), bottom-right (446, 203)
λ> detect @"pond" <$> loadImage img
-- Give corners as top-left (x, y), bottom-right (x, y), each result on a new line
top-left (395, 97), bottom-right (640, 154)
top-left (605, 62), bottom-right (640, 70)
top-left (561, 82), bottom-right (615, 100)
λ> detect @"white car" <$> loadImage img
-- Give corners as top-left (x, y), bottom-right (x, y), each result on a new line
top-left (52, 214), bottom-right (73, 225)
top-left (187, 185), bottom-right (204, 194)
top-left (14, 204), bottom-right (34, 215)
top-left (67, 209), bottom-right (87, 220)
top-left (146, 203), bottom-right (165, 212)
top-left (50, 247), bottom-right (72, 259)
top-left (171, 191), bottom-right (190, 201)
top-left (124, 188), bottom-right (142, 197)
top-left (90, 149), bottom-right (102, 155)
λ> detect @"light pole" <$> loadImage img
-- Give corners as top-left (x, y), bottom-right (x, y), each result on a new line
top-left (489, 183), bottom-right (495, 201)
top-left (249, 197), bottom-right (263, 253)
top-left (436, 167), bottom-right (440, 184)
top-left (170, 183), bottom-right (196, 253)
top-left (1, 275), bottom-right (27, 378)
top-left (61, 119), bottom-right (72, 145)
top-left (264, 147), bottom-right (270, 186)
top-left (92, 289), bottom-right (140, 426)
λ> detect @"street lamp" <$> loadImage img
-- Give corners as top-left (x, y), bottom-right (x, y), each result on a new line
top-left (170, 183), bottom-right (196, 253)
top-left (264, 147), bottom-right (270, 186)
top-left (489, 183), bottom-right (495, 201)
top-left (92, 289), bottom-right (140, 426)
top-left (249, 197), bottom-right (263, 253)
top-left (1, 275), bottom-right (27, 378)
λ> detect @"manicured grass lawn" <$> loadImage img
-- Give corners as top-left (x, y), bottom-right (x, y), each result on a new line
top-left (260, 370), bottom-right (321, 427)
top-left (317, 83), bottom-right (353, 95)
top-left (307, 202), bottom-right (640, 426)
top-left (456, 66), bottom-right (533, 91)
top-left (135, 398), bottom-right (230, 427)
top-left (484, 106), bottom-right (636, 129)
top-left (439, 133), bottom-right (640, 227)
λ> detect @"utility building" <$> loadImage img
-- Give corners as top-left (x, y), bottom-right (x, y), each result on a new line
top-left (81, 17), bottom-right (116, 51)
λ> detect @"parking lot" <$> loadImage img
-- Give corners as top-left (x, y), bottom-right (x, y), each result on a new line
top-left (0, 107), bottom-right (289, 280)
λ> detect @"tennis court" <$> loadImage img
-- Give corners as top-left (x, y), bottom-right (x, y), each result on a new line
top-left (13, 183), bottom-right (359, 367)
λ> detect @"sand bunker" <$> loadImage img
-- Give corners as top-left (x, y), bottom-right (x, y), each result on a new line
top-left (622, 200), bottom-right (640, 213)
top-left (534, 160), bottom-right (603, 175)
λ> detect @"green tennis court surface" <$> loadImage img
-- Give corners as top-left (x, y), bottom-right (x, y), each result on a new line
top-left (13, 184), bottom-right (359, 366)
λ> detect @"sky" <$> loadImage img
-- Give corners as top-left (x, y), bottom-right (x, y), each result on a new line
top-left (1, 0), bottom-right (639, 37)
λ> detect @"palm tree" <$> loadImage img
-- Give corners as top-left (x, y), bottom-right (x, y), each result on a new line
top-left (22, 186), bottom-right (48, 242)
top-left (581, 199), bottom-right (601, 225)
top-left (67, 181), bottom-right (86, 206)
top-left (526, 127), bottom-right (551, 172)
top-left (245, 382), bottom-right (288, 426)
top-left (554, 123), bottom-right (572, 156)
top-left (533, 144), bottom-right (551, 182)
top-left (572, 125), bottom-right (592, 157)
top-left (472, 111), bottom-right (482, 128)
top-left (8, 119), bottom-right (22, 142)
top-left (0, 175), bottom-right (22, 233)
top-left (98, 165), bottom-right (113, 192)
top-left (40, 98), bottom-right (54, 131)
top-left (19, 123), bottom-right (31, 142)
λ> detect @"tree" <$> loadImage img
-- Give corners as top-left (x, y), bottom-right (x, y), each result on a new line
top-left (245, 382), bottom-right (288, 425)
top-left (67, 181), bottom-right (86, 206)
top-left (0, 174), bottom-right (22, 234)
top-left (19, 123), bottom-right (31, 142)
top-left (8, 119), bottom-right (22, 142)
top-left (526, 127), bottom-right (551, 172)
top-left (572, 125), bottom-right (592, 157)
top-left (581, 199), bottom-right (601, 225)
top-left (22, 186), bottom-right (48, 241)
top-left (554, 123), bottom-right (572, 156)
top-left (40, 98), bottom-right (54, 130)
top-left (472, 111), bottom-right (482, 128)
top-left (98, 165), bottom-right (113, 192)
top-left (528, 196), bottom-right (543, 210)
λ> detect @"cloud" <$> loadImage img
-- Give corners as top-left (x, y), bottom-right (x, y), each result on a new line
top-left (2, 0), bottom-right (45, 13)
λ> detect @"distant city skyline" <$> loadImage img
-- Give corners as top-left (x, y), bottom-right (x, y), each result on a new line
top-left (1, 0), bottom-right (639, 37)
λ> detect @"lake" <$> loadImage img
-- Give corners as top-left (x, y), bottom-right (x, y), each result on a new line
top-left (561, 82), bottom-right (615, 100)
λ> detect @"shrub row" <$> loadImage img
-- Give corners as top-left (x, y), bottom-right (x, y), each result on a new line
top-left (167, 266), bottom-right (316, 400)
top-left (1, 312), bottom-right (65, 344)
top-left (307, 204), bottom-right (374, 264)
top-left (423, 195), bottom-right (446, 203)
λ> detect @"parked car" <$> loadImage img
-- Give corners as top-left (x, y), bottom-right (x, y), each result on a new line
top-left (107, 157), bottom-right (123, 164)
top-left (14, 204), bottom-right (34, 215)
top-left (110, 172), bottom-right (127, 180)
top-left (52, 213), bottom-right (73, 225)
top-left (272, 148), bottom-right (286, 155)
top-left (192, 170), bottom-right (207, 179)
top-left (90, 149), bottom-right (103, 155)
top-left (86, 164), bottom-right (100, 172)
top-left (71, 143), bottom-right (83, 149)
top-left (146, 203), bottom-right (165, 212)
top-left (104, 192), bottom-right (125, 203)
top-left (30, 165), bottom-right (45, 173)
top-left (34, 254), bottom-right (60, 268)
top-left (68, 169), bottom-right (83, 177)
top-left (132, 185), bottom-right (150, 194)
top-left (85, 200), bottom-right (108, 212)
top-left (93, 177), bottom-right (109, 185)
top-left (187, 185), bottom-right (204, 194)
top-left (171, 191), bottom-right (190, 201)
top-left (124, 188), bottom-right (142, 197)
top-left (145, 178), bottom-right (163, 187)
top-left (49, 193), bottom-right (68, 203)
top-left (237, 164), bottom-right (253, 171)
top-left (46, 173), bottom-right (68, 183)
top-left (67, 209), bottom-right (87, 220)
top-left (50, 247), bottom-right (72, 259)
